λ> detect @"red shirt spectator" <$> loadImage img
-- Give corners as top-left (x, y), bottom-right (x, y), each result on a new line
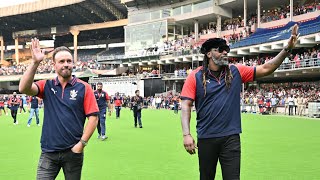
top-left (114, 96), bottom-right (123, 107)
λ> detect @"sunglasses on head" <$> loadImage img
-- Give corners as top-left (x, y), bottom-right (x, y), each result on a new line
top-left (212, 46), bottom-right (230, 53)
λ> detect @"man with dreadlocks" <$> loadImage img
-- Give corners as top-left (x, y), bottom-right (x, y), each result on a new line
top-left (180, 24), bottom-right (299, 180)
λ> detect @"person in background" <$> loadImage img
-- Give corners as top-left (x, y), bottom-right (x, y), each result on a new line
top-left (19, 95), bottom-right (27, 114)
top-left (27, 95), bottom-right (41, 127)
top-left (0, 95), bottom-right (7, 116)
top-left (131, 90), bottom-right (143, 128)
top-left (94, 82), bottom-right (112, 140)
top-left (114, 92), bottom-right (123, 119)
top-left (9, 92), bottom-right (20, 125)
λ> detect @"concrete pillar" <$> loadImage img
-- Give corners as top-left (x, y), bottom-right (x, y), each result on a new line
top-left (181, 26), bottom-right (184, 37)
top-left (290, 0), bottom-right (294, 21)
top-left (15, 38), bottom-right (19, 64)
top-left (244, 0), bottom-right (247, 27)
top-left (194, 19), bottom-right (199, 41)
top-left (70, 30), bottom-right (80, 62)
top-left (257, 0), bottom-right (261, 28)
top-left (217, 15), bottom-right (222, 38)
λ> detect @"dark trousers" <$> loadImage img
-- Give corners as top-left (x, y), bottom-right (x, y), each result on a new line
top-left (0, 106), bottom-right (6, 115)
top-left (115, 106), bottom-right (121, 118)
top-left (133, 110), bottom-right (142, 127)
top-left (198, 134), bottom-right (241, 180)
top-left (20, 106), bottom-right (26, 113)
top-left (11, 109), bottom-right (18, 123)
top-left (174, 104), bottom-right (178, 114)
top-left (97, 109), bottom-right (106, 136)
top-left (37, 149), bottom-right (84, 180)
top-left (289, 105), bottom-right (294, 115)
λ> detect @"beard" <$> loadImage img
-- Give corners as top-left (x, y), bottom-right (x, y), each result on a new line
top-left (58, 67), bottom-right (72, 78)
top-left (212, 56), bottom-right (229, 66)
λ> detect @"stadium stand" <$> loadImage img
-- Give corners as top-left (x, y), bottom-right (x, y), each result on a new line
top-left (76, 48), bottom-right (105, 62)
top-left (231, 15), bottom-right (320, 48)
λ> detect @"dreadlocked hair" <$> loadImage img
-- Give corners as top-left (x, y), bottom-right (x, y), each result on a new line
top-left (202, 55), bottom-right (209, 97)
top-left (224, 65), bottom-right (233, 91)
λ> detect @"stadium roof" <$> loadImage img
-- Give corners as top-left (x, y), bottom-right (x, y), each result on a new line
top-left (0, 0), bottom-right (127, 43)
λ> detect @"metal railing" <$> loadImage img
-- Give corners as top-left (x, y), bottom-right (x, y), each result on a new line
top-left (161, 73), bottom-right (188, 79)
top-left (97, 55), bottom-right (125, 61)
top-left (276, 58), bottom-right (320, 71)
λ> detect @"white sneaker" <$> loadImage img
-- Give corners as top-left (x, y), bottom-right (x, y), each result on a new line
top-left (37, 124), bottom-right (40, 126)
top-left (101, 135), bottom-right (108, 141)
top-left (13, 123), bottom-right (16, 125)
top-left (16, 121), bottom-right (18, 125)
top-left (27, 124), bottom-right (30, 127)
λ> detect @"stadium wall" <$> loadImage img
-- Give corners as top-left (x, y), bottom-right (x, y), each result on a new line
top-left (0, 81), bottom-right (18, 91)
top-left (102, 79), bottom-right (145, 97)
top-left (143, 78), bottom-right (164, 97)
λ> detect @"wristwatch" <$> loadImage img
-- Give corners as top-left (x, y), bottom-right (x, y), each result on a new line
top-left (80, 139), bottom-right (88, 146)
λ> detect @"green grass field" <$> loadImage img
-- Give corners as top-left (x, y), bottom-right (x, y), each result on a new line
top-left (0, 108), bottom-right (320, 180)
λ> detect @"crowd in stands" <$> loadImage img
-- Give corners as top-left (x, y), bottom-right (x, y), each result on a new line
top-left (261, 2), bottom-right (320, 23)
top-left (146, 92), bottom-right (181, 110)
top-left (173, 68), bottom-right (193, 78)
top-left (236, 47), bottom-right (320, 70)
top-left (0, 58), bottom-right (54, 76)
top-left (125, 1), bottom-right (319, 58)
top-left (241, 81), bottom-right (320, 115)
top-left (197, 2), bottom-right (319, 45)
top-left (0, 58), bottom-right (115, 76)
top-left (127, 34), bottom-right (201, 57)
top-left (74, 59), bottom-right (114, 72)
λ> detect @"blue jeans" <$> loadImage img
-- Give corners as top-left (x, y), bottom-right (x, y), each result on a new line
top-left (97, 109), bottom-right (106, 136)
top-left (133, 110), bottom-right (142, 127)
top-left (37, 149), bottom-right (83, 180)
top-left (115, 106), bottom-right (121, 118)
top-left (27, 108), bottom-right (40, 125)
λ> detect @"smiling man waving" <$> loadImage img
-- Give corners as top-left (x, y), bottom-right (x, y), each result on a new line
top-left (19, 38), bottom-right (99, 180)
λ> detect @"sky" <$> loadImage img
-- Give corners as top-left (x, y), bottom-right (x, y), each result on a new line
top-left (0, 0), bottom-right (38, 8)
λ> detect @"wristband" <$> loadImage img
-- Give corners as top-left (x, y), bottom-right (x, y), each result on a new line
top-left (284, 47), bottom-right (292, 53)
top-left (80, 139), bottom-right (88, 146)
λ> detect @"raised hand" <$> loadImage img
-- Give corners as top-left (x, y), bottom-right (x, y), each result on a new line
top-left (30, 38), bottom-right (45, 64)
top-left (286, 24), bottom-right (299, 50)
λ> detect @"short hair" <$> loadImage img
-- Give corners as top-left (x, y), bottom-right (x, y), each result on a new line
top-left (52, 46), bottom-right (72, 62)
top-left (135, 90), bottom-right (139, 93)
top-left (97, 82), bottom-right (103, 85)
